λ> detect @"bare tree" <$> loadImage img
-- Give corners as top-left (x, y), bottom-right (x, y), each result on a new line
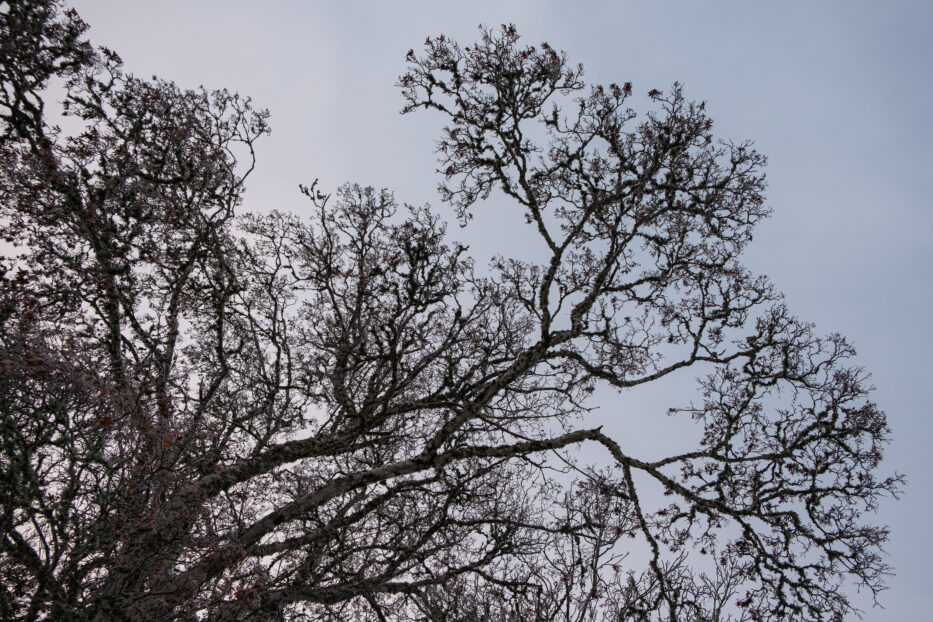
top-left (0, 4), bottom-right (901, 621)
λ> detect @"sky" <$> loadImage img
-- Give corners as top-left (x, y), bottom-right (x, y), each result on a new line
top-left (67, 1), bottom-right (933, 618)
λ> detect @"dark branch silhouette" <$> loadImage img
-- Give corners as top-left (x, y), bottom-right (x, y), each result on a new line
top-left (0, 4), bottom-right (901, 621)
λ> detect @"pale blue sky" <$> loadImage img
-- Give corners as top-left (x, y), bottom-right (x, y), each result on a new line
top-left (70, 1), bottom-right (933, 618)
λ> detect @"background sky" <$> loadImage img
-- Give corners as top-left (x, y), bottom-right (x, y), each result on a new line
top-left (68, 1), bottom-right (932, 618)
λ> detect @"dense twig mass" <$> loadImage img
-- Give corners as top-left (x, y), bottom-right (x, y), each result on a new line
top-left (0, 3), bottom-right (901, 621)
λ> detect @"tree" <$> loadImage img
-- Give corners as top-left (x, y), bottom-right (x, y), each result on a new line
top-left (0, 3), bottom-right (901, 620)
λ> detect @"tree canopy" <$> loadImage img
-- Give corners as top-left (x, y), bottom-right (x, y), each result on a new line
top-left (0, 3), bottom-right (901, 620)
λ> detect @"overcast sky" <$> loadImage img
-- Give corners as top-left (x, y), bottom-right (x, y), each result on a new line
top-left (69, 1), bottom-right (932, 618)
